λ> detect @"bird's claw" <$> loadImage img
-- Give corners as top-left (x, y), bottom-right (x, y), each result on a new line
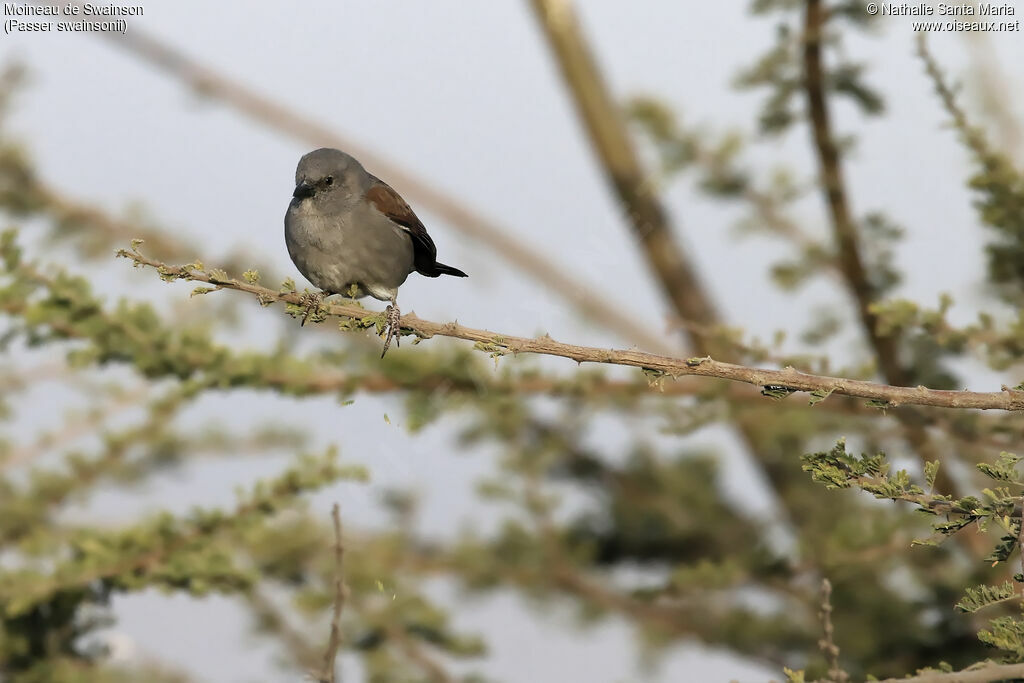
top-left (381, 304), bottom-right (402, 358)
top-left (300, 290), bottom-right (325, 326)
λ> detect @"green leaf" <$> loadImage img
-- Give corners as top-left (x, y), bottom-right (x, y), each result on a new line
top-left (956, 581), bottom-right (1016, 613)
top-left (808, 388), bottom-right (833, 406)
top-left (924, 460), bottom-right (940, 491)
top-left (978, 616), bottom-right (1024, 658)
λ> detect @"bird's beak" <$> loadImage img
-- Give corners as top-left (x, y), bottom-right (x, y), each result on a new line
top-left (293, 180), bottom-right (315, 200)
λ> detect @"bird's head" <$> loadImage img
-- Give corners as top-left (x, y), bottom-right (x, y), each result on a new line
top-left (292, 148), bottom-right (366, 208)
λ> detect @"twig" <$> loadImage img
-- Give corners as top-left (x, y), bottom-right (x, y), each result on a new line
top-left (875, 662), bottom-right (1024, 683)
top-left (915, 35), bottom-right (990, 160)
top-left (318, 504), bottom-right (347, 683)
top-left (817, 579), bottom-right (848, 683)
top-left (118, 248), bottom-right (1024, 412)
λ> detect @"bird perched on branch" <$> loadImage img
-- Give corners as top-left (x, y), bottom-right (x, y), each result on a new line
top-left (284, 148), bottom-right (467, 356)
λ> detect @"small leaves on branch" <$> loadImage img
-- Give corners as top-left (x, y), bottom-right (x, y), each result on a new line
top-left (803, 440), bottom-right (1024, 663)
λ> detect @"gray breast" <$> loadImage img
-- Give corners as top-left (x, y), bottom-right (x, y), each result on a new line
top-left (285, 199), bottom-right (415, 299)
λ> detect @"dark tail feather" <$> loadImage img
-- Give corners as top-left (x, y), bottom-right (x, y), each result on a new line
top-left (431, 261), bottom-right (468, 278)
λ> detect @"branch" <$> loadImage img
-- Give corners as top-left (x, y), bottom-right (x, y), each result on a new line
top-left (1018, 492), bottom-right (1024, 588)
top-left (317, 504), bottom-right (346, 683)
top-left (76, 12), bottom-right (673, 355)
top-left (802, 0), bottom-right (903, 384)
top-left (117, 248), bottom-right (1024, 412)
top-left (817, 579), bottom-right (848, 683)
top-left (526, 0), bottom-right (825, 548)
top-left (802, 1), bottom-right (962, 499)
top-left (528, 0), bottom-right (721, 354)
top-left (0, 450), bottom-right (359, 608)
top-left (915, 36), bottom-right (990, 161)
top-left (875, 662), bottom-right (1024, 683)
top-left (11, 245), bottom-right (949, 423)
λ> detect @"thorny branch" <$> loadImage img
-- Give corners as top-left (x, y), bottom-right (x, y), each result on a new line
top-left (118, 247), bottom-right (1024, 412)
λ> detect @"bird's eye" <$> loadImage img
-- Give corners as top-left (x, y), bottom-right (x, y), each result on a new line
top-left (324, 176), bottom-right (334, 186)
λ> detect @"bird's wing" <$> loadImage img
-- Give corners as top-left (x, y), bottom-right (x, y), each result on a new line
top-left (364, 176), bottom-right (439, 273)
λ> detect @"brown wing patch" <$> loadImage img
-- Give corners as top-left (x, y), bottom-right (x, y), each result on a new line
top-left (366, 182), bottom-right (421, 231)
top-left (365, 178), bottom-right (439, 274)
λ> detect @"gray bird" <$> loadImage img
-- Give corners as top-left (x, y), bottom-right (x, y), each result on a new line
top-left (284, 148), bottom-right (467, 355)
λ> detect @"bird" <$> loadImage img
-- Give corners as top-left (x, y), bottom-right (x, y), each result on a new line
top-left (284, 148), bottom-right (467, 356)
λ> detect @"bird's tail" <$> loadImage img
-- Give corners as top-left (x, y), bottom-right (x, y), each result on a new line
top-left (432, 261), bottom-right (468, 278)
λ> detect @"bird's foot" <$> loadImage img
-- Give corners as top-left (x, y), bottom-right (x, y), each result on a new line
top-left (299, 290), bottom-right (326, 326)
top-left (381, 304), bottom-right (402, 358)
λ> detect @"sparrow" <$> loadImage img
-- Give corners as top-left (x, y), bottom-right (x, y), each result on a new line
top-left (284, 148), bottom-right (467, 356)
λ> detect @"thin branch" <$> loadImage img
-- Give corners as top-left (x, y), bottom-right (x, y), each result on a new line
top-left (875, 662), bottom-right (1024, 683)
top-left (12, 255), bottom-right (953, 420)
top-left (1018, 492), bottom-right (1024, 590)
top-left (802, 1), bottom-right (961, 499)
top-left (71, 14), bottom-right (673, 356)
top-left (916, 35), bottom-right (990, 160)
top-left (817, 579), bottom-right (848, 683)
top-left (318, 504), bottom-right (346, 683)
top-left (118, 248), bottom-right (1024, 412)
top-left (802, 0), bottom-right (901, 383)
